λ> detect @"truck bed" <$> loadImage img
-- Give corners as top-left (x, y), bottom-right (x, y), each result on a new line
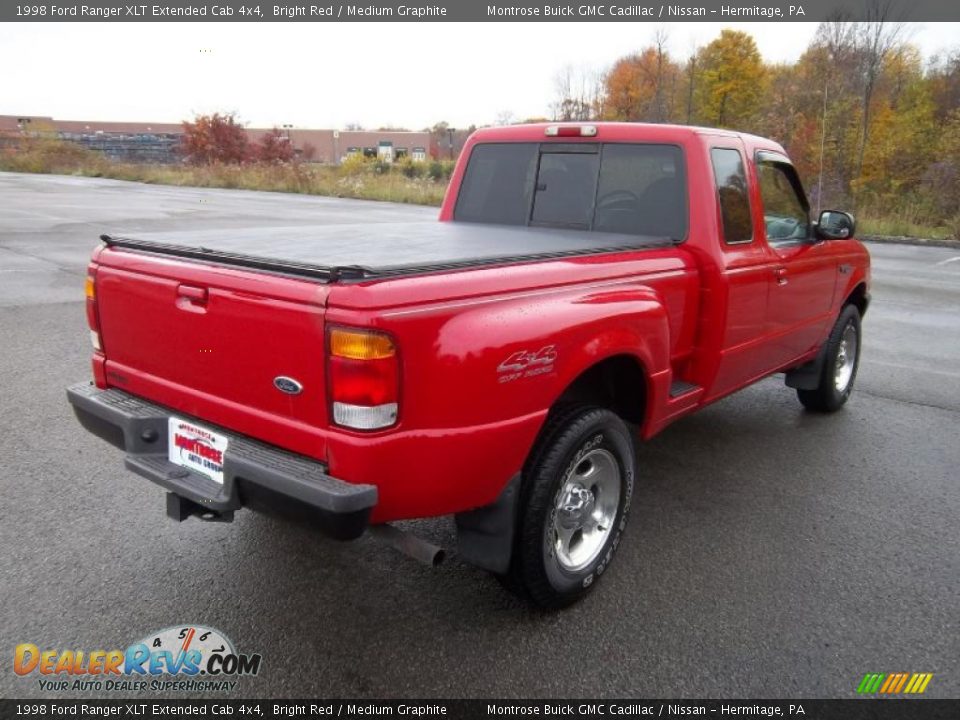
top-left (101, 221), bottom-right (673, 282)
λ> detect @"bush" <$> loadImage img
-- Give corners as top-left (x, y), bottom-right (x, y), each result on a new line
top-left (395, 157), bottom-right (425, 178)
top-left (946, 213), bottom-right (960, 241)
top-left (255, 128), bottom-right (295, 164)
top-left (181, 113), bottom-right (250, 165)
top-left (427, 160), bottom-right (455, 181)
top-left (338, 152), bottom-right (371, 176)
top-left (0, 138), bottom-right (452, 208)
top-left (0, 137), bottom-right (109, 176)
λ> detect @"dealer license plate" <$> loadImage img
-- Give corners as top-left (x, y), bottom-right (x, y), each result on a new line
top-left (168, 416), bottom-right (228, 485)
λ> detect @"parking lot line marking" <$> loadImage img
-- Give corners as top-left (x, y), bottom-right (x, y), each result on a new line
top-left (935, 256), bottom-right (960, 266)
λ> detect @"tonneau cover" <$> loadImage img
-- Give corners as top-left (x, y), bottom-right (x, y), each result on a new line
top-left (102, 221), bottom-right (672, 281)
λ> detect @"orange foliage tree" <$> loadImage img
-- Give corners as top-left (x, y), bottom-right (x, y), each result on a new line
top-left (603, 45), bottom-right (681, 122)
top-left (181, 113), bottom-right (250, 164)
top-left (591, 23), bottom-right (960, 232)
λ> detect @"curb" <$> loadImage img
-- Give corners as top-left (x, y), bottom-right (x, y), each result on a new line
top-left (860, 234), bottom-right (960, 250)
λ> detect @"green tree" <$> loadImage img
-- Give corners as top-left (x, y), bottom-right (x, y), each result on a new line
top-left (692, 29), bottom-right (767, 129)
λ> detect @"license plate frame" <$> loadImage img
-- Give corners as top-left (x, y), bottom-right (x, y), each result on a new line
top-left (167, 416), bottom-right (228, 485)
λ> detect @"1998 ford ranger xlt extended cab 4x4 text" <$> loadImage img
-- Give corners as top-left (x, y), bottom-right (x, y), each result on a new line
top-left (68, 123), bottom-right (870, 607)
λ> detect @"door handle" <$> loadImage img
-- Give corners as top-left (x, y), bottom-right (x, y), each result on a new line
top-left (774, 267), bottom-right (788, 285)
top-left (176, 284), bottom-right (208, 312)
top-left (177, 285), bottom-right (207, 302)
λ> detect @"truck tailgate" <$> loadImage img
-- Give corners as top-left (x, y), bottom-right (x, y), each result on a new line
top-left (94, 248), bottom-right (332, 461)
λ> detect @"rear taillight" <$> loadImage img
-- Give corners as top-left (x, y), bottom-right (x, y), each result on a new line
top-left (85, 270), bottom-right (103, 352)
top-left (327, 327), bottom-right (399, 431)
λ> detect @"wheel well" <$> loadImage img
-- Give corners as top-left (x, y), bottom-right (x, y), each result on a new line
top-left (555, 355), bottom-right (647, 425)
top-left (845, 282), bottom-right (869, 317)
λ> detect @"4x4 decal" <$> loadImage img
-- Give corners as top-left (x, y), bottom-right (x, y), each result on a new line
top-left (498, 345), bottom-right (557, 382)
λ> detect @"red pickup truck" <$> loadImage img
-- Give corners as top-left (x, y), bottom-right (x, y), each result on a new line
top-left (68, 123), bottom-right (870, 607)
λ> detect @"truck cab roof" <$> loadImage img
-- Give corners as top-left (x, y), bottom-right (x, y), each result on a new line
top-left (467, 122), bottom-right (788, 157)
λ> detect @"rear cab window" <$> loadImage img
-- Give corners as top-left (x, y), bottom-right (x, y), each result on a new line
top-left (710, 147), bottom-right (753, 245)
top-left (454, 142), bottom-right (687, 240)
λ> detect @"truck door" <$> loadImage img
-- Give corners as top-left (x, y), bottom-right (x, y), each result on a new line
top-left (752, 152), bottom-right (837, 366)
top-left (706, 144), bottom-right (778, 394)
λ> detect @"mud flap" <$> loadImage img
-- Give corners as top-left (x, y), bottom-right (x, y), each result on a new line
top-left (454, 473), bottom-right (521, 574)
top-left (785, 341), bottom-right (830, 391)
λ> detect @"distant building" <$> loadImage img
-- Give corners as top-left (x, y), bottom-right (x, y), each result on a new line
top-left (0, 115), bottom-right (432, 164)
top-left (0, 115), bottom-right (182, 163)
top-left (249, 127), bottom-right (431, 164)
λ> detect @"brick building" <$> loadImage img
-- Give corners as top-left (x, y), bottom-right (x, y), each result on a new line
top-left (249, 128), bottom-right (430, 164)
top-left (0, 115), bottom-right (433, 164)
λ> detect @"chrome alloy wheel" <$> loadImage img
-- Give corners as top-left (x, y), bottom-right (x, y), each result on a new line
top-left (834, 322), bottom-right (858, 392)
top-left (548, 448), bottom-right (621, 573)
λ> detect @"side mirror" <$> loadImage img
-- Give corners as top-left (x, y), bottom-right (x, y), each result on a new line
top-left (816, 210), bottom-right (856, 240)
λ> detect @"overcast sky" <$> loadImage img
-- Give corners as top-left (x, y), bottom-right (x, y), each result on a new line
top-left (1, 22), bottom-right (957, 129)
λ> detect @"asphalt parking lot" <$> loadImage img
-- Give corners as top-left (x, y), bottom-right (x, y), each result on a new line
top-left (1, 172), bottom-right (957, 699)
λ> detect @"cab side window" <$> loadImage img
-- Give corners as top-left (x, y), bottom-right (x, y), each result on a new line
top-left (710, 148), bottom-right (753, 244)
top-left (757, 161), bottom-right (809, 243)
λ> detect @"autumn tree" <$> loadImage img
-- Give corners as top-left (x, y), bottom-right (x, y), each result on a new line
top-left (854, 47), bottom-right (937, 204)
top-left (181, 113), bottom-right (250, 164)
top-left (920, 109), bottom-right (960, 225)
top-left (853, 0), bottom-right (905, 176)
top-left (569, 22), bottom-right (957, 234)
top-left (255, 128), bottom-right (295, 163)
top-left (552, 65), bottom-right (604, 121)
top-left (649, 29), bottom-right (676, 123)
top-left (788, 19), bottom-right (864, 208)
top-left (692, 29), bottom-right (766, 129)
top-left (602, 41), bottom-right (681, 123)
top-left (426, 121), bottom-right (474, 159)
top-left (683, 51), bottom-right (698, 124)
top-left (928, 50), bottom-right (960, 121)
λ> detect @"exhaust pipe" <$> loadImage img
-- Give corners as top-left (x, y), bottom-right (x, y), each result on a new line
top-left (370, 524), bottom-right (445, 567)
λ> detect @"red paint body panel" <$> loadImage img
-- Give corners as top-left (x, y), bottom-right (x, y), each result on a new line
top-left (86, 123), bottom-right (870, 523)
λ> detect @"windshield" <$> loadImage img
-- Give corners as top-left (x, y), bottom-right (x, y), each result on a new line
top-left (454, 142), bottom-right (687, 240)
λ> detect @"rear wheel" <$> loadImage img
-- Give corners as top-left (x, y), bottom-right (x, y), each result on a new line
top-left (506, 405), bottom-right (635, 609)
top-left (797, 304), bottom-right (862, 412)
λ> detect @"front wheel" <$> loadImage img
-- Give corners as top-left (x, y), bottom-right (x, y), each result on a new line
top-left (506, 405), bottom-right (635, 609)
top-left (797, 304), bottom-right (862, 412)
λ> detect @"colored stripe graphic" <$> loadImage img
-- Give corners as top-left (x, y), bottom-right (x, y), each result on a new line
top-left (893, 673), bottom-right (910, 693)
top-left (906, 673), bottom-right (934, 694)
top-left (857, 673), bottom-right (885, 693)
top-left (857, 672), bottom-right (933, 694)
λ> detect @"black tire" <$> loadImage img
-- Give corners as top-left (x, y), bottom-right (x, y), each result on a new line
top-left (797, 304), bottom-right (862, 412)
top-left (505, 405), bottom-right (635, 609)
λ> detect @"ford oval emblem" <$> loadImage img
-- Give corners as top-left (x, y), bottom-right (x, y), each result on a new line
top-left (273, 376), bottom-right (303, 395)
